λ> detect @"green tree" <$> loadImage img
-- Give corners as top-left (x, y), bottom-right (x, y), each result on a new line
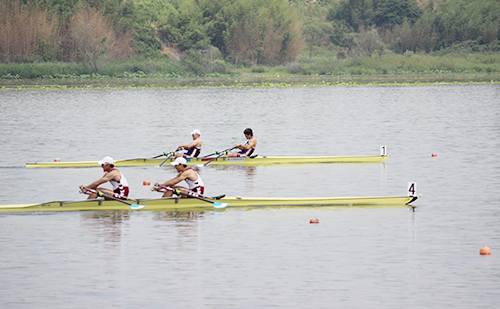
top-left (358, 26), bottom-right (384, 56)
top-left (155, 0), bottom-right (210, 51)
top-left (222, 0), bottom-right (303, 66)
top-left (301, 3), bottom-right (334, 59)
top-left (373, 0), bottom-right (421, 28)
top-left (432, 0), bottom-right (500, 51)
top-left (327, 0), bottom-right (374, 31)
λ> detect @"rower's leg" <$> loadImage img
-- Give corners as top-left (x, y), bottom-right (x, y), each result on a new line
top-left (162, 186), bottom-right (188, 197)
top-left (88, 188), bottom-right (114, 200)
top-left (162, 190), bottom-right (173, 197)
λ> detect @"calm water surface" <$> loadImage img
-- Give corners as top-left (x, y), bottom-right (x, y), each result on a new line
top-left (0, 85), bottom-right (499, 308)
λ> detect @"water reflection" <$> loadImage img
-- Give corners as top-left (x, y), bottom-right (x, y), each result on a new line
top-left (152, 211), bottom-right (205, 221)
top-left (80, 211), bottom-right (130, 244)
top-left (212, 165), bottom-right (257, 177)
top-left (78, 211), bottom-right (207, 245)
top-left (153, 211), bottom-right (207, 252)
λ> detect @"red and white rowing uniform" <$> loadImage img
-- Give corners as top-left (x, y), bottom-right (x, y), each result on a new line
top-left (161, 169), bottom-right (205, 197)
top-left (109, 168), bottom-right (130, 200)
top-left (184, 168), bottom-right (205, 195)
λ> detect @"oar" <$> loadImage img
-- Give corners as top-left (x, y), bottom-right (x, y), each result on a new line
top-left (96, 191), bottom-right (146, 210)
top-left (173, 189), bottom-right (231, 208)
top-left (159, 147), bottom-right (182, 167)
top-left (158, 153), bottom-right (174, 167)
top-left (153, 185), bottom-right (225, 200)
top-left (151, 153), bottom-right (168, 159)
top-left (199, 146), bottom-right (236, 159)
top-left (202, 146), bottom-right (237, 167)
top-left (152, 148), bottom-right (179, 159)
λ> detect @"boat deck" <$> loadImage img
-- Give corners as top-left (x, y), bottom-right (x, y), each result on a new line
top-left (0, 195), bottom-right (418, 212)
top-left (26, 155), bottom-right (390, 168)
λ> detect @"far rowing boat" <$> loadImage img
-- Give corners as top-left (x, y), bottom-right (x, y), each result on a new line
top-left (0, 194), bottom-right (417, 212)
top-left (26, 154), bottom-right (389, 168)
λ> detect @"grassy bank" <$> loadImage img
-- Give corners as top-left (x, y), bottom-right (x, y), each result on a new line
top-left (1, 53), bottom-right (500, 89)
top-left (1, 72), bottom-right (499, 90)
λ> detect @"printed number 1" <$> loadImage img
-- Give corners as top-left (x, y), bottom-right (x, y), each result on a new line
top-left (380, 145), bottom-right (387, 156)
top-left (408, 182), bottom-right (416, 196)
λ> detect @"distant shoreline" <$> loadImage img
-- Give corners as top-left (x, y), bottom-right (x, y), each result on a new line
top-left (1, 73), bottom-right (499, 90)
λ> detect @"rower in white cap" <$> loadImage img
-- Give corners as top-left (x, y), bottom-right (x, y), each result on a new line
top-left (80, 156), bottom-right (130, 200)
top-left (152, 157), bottom-right (205, 198)
top-left (177, 129), bottom-right (202, 158)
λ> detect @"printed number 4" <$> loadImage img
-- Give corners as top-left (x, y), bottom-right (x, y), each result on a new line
top-left (408, 182), bottom-right (417, 196)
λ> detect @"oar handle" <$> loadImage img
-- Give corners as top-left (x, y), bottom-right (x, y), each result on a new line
top-left (203, 146), bottom-right (237, 166)
top-left (79, 186), bottom-right (96, 194)
top-left (173, 189), bottom-right (214, 203)
top-left (202, 146), bottom-right (237, 158)
top-left (96, 191), bottom-right (139, 206)
top-left (153, 147), bottom-right (182, 159)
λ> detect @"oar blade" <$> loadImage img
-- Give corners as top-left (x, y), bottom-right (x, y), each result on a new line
top-left (212, 202), bottom-right (230, 208)
top-left (129, 204), bottom-right (147, 210)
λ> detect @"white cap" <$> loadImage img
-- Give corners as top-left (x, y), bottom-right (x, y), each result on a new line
top-left (190, 129), bottom-right (201, 135)
top-left (171, 157), bottom-right (187, 166)
top-left (98, 156), bottom-right (114, 165)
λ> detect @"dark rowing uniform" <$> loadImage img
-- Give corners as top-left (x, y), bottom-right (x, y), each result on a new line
top-left (236, 138), bottom-right (255, 157)
top-left (183, 138), bottom-right (202, 158)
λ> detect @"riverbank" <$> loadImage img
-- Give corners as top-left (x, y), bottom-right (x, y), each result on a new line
top-left (1, 72), bottom-right (499, 90)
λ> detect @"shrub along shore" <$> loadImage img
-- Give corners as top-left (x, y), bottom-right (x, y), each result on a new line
top-left (0, 73), bottom-right (500, 90)
top-left (1, 53), bottom-right (499, 89)
top-left (2, 73), bottom-right (499, 90)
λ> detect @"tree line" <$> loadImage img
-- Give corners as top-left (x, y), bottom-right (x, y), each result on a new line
top-left (1, 0), bottom-right (499, 69)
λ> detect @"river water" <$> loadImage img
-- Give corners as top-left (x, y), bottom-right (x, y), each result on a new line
top-left (0, 84), bottom-right (499, 308)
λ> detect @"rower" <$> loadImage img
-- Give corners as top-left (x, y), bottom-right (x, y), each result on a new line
top-left (177, 129), bottom-right (202, 158)
top-left (80, 156), bottom-right (130, 200)
top-left (152, 157), bottom-right (205, 198)
top-left (228, 128), bottom-right (257, 157)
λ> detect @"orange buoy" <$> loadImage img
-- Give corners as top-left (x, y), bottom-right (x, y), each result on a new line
top-left (431, 153), bottom-right (437, 157)
top-left (54, 158), bottom-right (60, 162)
top-left (480, 246), bottom-right (491, 255)
top-left (310, 218), bottom-right (319, 224)
top-left (143, 180), bottom-right (150, 186)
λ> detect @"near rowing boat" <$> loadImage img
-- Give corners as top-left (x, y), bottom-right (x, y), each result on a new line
top-left (26, 154), bottom-right (389, 168)
top-left (0, 194), bottom-right (418, 212)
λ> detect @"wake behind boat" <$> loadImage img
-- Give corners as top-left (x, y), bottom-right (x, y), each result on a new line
top-left (0, 194), bottom-right (418, 212)
top-left (26, 154), bottom-right (389, 168)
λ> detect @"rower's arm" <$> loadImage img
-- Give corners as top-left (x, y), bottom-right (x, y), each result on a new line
top-left (161, 173), bottom-right (188, 187)
top-left (238, 138), bottom-right (256, 150)
top-left (179, 139), bottom-right (200, 149)
top-left (86, 171), bottom-right (116, 189)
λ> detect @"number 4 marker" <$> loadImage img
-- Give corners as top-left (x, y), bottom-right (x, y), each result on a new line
top-left (408, 182), bottom-right (417, 196)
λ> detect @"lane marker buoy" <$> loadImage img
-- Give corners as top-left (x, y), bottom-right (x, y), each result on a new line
top-left (480, 246), bottom-right (491, 255)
